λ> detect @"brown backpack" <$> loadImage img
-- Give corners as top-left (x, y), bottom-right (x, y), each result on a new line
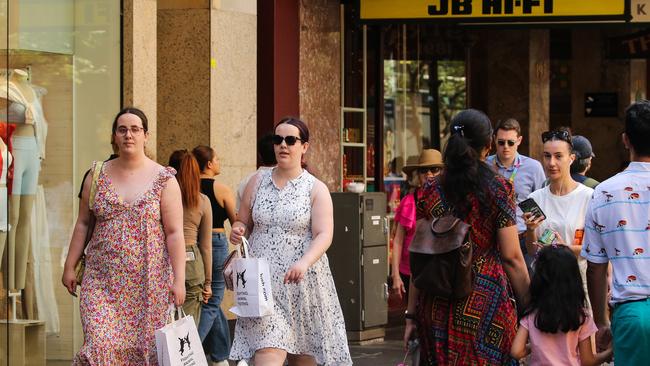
top-left (409, 210), bottom-right (473, 299)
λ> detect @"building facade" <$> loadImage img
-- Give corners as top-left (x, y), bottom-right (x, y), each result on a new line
top-left (0, 0), bottom-right (648, 363)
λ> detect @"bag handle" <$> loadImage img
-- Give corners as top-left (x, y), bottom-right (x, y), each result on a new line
top-left (240, 236), bottom-right (250, 258)
top-left (430, 216), bottom-right (462, 236)
top-left (88, 161), bottom-right (103, 211)
top-left (166, 305), bottom-right (188, 324)
top-left (82, 161), bottom-right (103, 253)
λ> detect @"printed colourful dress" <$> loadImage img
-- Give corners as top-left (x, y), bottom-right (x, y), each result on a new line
top-left (415, 176), bottom-right (519, 366)
top-left (73, 162), bottom-right (176, 365)
top-left (229, 169), bottom-right (352, 365)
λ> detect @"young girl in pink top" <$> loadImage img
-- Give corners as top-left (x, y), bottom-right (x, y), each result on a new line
top-left (511, 245), bottom-right (612, 366)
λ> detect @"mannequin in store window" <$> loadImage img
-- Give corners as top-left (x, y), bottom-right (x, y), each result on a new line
top-left (0, 68), bottom-right (48, 293)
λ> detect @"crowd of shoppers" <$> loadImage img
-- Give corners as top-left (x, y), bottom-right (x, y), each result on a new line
top-left (62, 99), bottom-right (649, 365)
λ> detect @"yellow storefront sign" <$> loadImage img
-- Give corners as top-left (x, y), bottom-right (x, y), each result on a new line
top-left (360, 0), bottom-right (627, 21)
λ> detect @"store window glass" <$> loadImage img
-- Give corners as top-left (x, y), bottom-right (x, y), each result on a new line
top-left (381, 25), bottom-right (467, 212)
top-left (1, 1), bottom-right (120, 364)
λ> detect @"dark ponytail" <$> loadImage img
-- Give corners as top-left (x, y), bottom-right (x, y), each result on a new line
top-left (441, 109), bottom-right (495, 213)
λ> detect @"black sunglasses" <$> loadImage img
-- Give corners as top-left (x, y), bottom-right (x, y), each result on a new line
top-left (417, 167), bottom-right (441, 174)
top-left (497, 139), bottom-right (517, 147)
top-left (541, 130), bottom-right (572, 146)
top-left (272, 135), bottom-right (303, 146)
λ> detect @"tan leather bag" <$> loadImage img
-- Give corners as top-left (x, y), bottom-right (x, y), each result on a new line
top-left (409, 213), bottom-right (473, 299)
top-left (74, 161), bottom-right (103, 286)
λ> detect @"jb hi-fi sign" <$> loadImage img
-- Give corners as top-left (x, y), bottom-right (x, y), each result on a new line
top-left (360, 0), bottom-right (629, 22)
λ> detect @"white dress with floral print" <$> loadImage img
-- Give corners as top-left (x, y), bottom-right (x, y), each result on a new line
top-left (229, 169), bottom-right (352, 365)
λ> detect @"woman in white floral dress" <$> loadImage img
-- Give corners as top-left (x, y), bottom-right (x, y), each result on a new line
top-left (230, 117), bottom-right (352, 365)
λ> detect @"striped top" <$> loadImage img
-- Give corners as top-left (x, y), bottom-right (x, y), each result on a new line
top-left (582, 162), bottom-right (650, 304)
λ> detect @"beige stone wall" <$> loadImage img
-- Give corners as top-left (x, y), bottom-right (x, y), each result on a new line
top-left (157, 7), bottom-right (211, 163)
top-left (209, 3), bottom-right (257, 194)
top-left (210, 0), bottom-right (257, 318)
top-left (298, 0), bottom-right (341, 191)
top-left (123, 0), bottom-right (158, 159)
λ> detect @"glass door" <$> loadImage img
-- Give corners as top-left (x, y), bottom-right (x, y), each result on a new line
top-left (381, 25), bottom-right (467, 214)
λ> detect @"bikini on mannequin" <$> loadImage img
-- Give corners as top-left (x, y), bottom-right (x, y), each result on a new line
top-left (0, 69), bottom-right (48, 294)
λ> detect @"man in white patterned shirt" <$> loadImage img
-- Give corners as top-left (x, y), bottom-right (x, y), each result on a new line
top-left (583, 100), bottom-right (650, 365)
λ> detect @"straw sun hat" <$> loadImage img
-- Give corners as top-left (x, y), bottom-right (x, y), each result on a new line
top-left (401, 149), bottom-right (443, 176)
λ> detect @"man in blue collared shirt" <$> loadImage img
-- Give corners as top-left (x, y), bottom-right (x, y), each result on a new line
top-left (486, 118), bottom-right (546, 271)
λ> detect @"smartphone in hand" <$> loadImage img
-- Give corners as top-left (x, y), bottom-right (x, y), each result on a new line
top-left (538, 228), bottom-right (556, 245)
top-left (518, 198), bottom-right (546, 221)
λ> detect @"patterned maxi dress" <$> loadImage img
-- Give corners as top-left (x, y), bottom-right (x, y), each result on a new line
top-left (73, 162), bottom-right (176, 365)
top-left (415, 176), bottom-right (519, 366)
top-left (229, 169), bottom-right (352, 365)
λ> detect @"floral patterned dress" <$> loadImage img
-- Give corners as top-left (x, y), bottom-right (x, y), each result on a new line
top-left (73, 162), bottom-right (176, 365)
top-left (415, 175), bottom-right (519, 366)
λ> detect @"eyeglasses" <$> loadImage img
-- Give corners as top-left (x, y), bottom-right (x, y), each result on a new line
top-left (272, 135), bottom-right (303, 146)
top-left (497, 139), bottom-right (517, 147)
top-left (417, 167), bottom-right (442, 174)
top-left (541, 130), bottom-right (572, 146)
top-left (116, 126), bottom-right (146, 136)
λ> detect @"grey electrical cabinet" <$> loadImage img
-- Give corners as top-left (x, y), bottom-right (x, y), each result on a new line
top-left (328, 192), bottom-right (388, 341)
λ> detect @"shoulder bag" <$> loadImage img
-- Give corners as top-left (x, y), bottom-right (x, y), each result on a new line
top-left (409, 199), bottom-right (473, 299)
top-left (74, 161), bottom-right (103, 285)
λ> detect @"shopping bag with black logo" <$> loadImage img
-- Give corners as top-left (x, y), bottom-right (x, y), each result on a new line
top-left (155, 306), bottom-right (208, 366)
top-left (229, 237), bottom-right (274, 317)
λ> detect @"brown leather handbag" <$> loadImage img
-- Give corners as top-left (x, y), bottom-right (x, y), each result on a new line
top-left (409, 213), bottom-right (473, 299)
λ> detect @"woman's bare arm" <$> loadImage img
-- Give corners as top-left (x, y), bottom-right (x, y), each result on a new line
top-left (214, 181), bottom-right (237, 225)
top-left (161, 177), bottom-right (186, 305)
top-left (498, 225), bottom-right (530, 308)
top-left (62, 171), bottom-right (94, 294)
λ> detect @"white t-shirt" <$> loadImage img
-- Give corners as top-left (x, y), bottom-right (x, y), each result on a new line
top-left (529, 183), bottom-right (594, 246)
top-left (529, 184), bottom-right (594, 297)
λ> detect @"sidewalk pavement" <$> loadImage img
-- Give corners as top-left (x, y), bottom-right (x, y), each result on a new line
top-left (350, 325), bottom-right (408, 366)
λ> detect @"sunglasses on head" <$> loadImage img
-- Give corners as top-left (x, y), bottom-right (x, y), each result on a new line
top-left (417, 167), bottom-right (441, 174)
top-left (541, 130), bottom-right (572, 146)
top-left (272, 135), bottom-right (303, 146)
top-left (497, 139), bottom-right (517, 147)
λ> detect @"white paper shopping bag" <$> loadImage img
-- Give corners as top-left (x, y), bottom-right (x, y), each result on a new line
top-left (229, 237), bottom-right (274, 317)
top-left (155, 307), bottom-right (208, 366)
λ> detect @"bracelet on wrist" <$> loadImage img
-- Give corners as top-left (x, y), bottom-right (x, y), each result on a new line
top-left (405, 311), bottom-right (417, 321)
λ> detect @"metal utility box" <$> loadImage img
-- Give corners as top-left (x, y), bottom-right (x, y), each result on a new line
top-left (328, 192), bottom-right (388, 342)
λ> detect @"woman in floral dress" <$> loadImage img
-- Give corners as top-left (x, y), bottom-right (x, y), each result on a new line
top-left (404, 109), bottom-right (530, 365)
top-left (62, 107), bottom-right (186, 365)
top-left (230, 117), bottom-right (351, 365)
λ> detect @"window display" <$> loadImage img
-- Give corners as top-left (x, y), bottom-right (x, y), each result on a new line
top-left (0, 68), bottom-right (47, 293)
top-left (1, 1), bottom-right (120, 364)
